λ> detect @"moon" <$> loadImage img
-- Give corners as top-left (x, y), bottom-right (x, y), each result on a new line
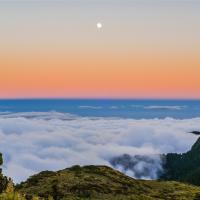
top-left (97, 23), bottom-right (103, 29)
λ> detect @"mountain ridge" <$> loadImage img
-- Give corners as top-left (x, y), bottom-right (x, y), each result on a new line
top-left (15, 165), bottom-right (200, 200)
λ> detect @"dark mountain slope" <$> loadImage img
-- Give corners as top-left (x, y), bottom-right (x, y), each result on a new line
top-left (162, 137), bottom-right (200, 186)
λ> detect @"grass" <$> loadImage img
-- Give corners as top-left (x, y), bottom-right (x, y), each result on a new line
top-left (15, 165), bottom-right (200, 200)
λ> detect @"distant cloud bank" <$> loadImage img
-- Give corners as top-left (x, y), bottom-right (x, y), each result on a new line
top-left (78, 106), bottom-right (102, 109)
top-left (144, 105), bottom-right (187, 110)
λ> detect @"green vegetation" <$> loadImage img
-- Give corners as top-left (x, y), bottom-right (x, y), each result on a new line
top-left (162, 137), bottom-right (200, 186)
top-left (0, 154), bottom-right (29, 200)
top-left (0, 153), bottom-right (3, 166)
top-left (16, 165), bottom-right (200, 200)
top-left (0, 154), bottom-right (9, 194)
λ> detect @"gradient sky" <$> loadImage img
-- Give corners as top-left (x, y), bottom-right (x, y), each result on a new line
top-left (0, 0), bottom-right (200, 99)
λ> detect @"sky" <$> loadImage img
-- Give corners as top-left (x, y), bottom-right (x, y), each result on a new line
top-left (0, 0), bottom-right (200, 99)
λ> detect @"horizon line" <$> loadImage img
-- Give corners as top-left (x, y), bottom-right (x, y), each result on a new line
top-left (0, 97), bottom-right (200, 101)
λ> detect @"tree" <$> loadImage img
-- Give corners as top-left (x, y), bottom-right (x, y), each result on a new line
top-left (0, 153), bottom-right (3, 166)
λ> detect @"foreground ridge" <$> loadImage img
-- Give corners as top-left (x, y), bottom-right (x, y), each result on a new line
top-left (14, 165), bottom-right (200, 200)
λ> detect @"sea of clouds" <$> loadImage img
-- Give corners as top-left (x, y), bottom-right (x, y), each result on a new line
top-left (0, 111), bottom-right (199, 183)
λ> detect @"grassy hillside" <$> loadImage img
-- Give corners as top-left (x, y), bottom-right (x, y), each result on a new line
top-left (162, 137), bottom-right (200, 186)
top-left (16, 165), bottom-right (200, 200)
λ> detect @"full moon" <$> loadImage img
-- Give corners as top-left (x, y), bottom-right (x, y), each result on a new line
top-left (97, 23), bottom-right (102, 29)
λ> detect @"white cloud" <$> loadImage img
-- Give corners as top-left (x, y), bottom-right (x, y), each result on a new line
top-left (0, 112), bottom-right (199, 183)
top-left (144, 105), bottom-right (187, 110)
top-left (78, 106), bottom-right (102, 109)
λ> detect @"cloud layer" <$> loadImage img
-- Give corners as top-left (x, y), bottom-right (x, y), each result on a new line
top-left (0, 112), bottom-right (199, 183)
top-left (143, 105), bottom-right (187, 110)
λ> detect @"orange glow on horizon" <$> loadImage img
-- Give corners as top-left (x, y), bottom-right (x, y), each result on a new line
top-left (1, 51), bottom-right (200, 99)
